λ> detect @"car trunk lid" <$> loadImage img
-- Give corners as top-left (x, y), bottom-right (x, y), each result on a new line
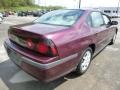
top-left (8, 23), bottom-right (69, 57)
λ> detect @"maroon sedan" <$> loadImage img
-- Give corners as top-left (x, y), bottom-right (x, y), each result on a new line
top-left (4, 9), bottom-right (118, 82)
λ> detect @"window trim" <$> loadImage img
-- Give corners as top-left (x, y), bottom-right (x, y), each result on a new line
top-left (102, 13), bottom-right (111, 25)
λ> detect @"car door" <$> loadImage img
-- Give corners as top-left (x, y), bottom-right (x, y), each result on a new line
top-left (89, 12), bottom-right (109, 52)
top-left (102, 14), bottom-right (116, 42)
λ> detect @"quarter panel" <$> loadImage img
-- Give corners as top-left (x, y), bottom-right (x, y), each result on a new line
top-left (46, 20), bottom-right (93, 59)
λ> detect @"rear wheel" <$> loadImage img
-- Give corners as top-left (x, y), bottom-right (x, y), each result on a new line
top-left (109, 33), bottom-right (117, 45)
top-left (76, 47), bottom-right (93, 75)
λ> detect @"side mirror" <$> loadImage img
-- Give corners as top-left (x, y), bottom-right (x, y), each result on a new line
top-left (111, 21), bottom-right (118, 25)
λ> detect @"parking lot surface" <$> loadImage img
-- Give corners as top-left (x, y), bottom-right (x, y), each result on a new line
top-left (0, 16), bottom-right (120, 90)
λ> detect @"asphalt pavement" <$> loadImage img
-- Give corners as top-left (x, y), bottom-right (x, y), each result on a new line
top-left (0, 16), bottom-right (120, 90)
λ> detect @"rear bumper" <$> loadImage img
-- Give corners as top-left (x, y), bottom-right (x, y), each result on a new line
top-left (4, 39), bottom-right (78, 82)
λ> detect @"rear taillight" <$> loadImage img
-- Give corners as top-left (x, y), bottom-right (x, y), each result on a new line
top-left (26, 39), bottom-right (35, 49)
top-left (26, 38), bottom-right (58, 57)
top-left (51, 47), bottom-right (57, 55)
top-left (36, 40), bottom-right (58, 57)
top-left (37, 42), bottom-right (49, 54)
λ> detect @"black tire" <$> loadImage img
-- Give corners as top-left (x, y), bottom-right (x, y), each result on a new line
top-left (109, 33), bottom-right (117, 45)
top-left (76, 47), bottom-right (93, 75)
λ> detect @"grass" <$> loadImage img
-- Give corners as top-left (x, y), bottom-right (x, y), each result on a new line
top-left (0, 6), bottom-right (65, 12)
top-left (0, 6), bottom-right (40, 12)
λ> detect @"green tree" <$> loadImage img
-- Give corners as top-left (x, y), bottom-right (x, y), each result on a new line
top-left (0, 0), bottom-right (33, 7)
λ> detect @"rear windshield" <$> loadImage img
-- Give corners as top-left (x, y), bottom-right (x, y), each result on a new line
top-left (34, 9), bottom-right (85, 26)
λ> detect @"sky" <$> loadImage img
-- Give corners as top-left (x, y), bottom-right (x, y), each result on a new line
top-left (81, 0), bottom-right (119, 8)
top-left (35, 0), bottom-right (119, 8)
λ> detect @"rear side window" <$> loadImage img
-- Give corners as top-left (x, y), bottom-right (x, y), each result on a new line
top-left (90, 12), bottom-right (104, 28)
top-left (102, 14), bottom-right (111, 25)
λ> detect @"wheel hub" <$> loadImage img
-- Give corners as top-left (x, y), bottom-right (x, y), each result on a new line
top-left (81, 51), bottom-right (91, 71)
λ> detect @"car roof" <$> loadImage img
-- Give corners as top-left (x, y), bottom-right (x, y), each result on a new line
top-left (60, 9), bottom-right (101, 13)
